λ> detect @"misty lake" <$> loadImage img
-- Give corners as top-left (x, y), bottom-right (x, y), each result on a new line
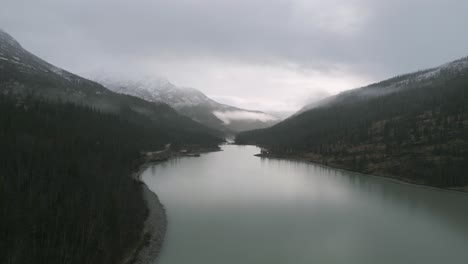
top-left (142, 145), bottom-right (468, 264)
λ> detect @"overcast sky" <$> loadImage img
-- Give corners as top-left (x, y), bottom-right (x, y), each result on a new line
top-left (1, 0), bottom-right (468, 112)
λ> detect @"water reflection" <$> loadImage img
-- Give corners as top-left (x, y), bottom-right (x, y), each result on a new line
top-left (142, 145), bottom-right (468, 264)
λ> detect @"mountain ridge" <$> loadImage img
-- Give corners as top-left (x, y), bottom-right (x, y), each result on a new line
top-left (296, 56), bottom-right (468, 115)
top-left (92, 75), bottom-right (279, 133)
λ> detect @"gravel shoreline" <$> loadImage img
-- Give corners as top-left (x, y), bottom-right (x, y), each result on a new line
top-left (124, 146), bottom-right (223, 264)
top-left (120, 161), bottom-right (168, 264)
top-left (130, 183), bottom-right (167, 264)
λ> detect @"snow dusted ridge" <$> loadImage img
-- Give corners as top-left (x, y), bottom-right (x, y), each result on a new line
top-left (0, 28), bottom-right (77, 82)
top-left (0, 28), bottom-right (21, 48)
top-left (297, 56), bottom-right (468, 115)
top-left (94, 75), bottom-right (217, 109)
top-left (92, 75), bottom-right (279, 133)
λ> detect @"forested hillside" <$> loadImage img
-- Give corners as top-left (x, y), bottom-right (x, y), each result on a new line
top-left (237, 57), bottom-right (468, 188)
top-left (0, 29), bottom-right (222, 264)
top-left (0, 94), bottom-right (221, 264)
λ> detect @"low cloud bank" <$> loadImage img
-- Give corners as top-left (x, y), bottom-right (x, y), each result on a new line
top-left (213, 110), bottom-right (278, 125)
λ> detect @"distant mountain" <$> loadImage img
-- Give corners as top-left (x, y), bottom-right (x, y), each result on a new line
top-left (0, 29), bottom-right (222, 140)
top-left (237, 56), bottom-right (468, 188)
top-left (92, 76), bottom-right (279, 134)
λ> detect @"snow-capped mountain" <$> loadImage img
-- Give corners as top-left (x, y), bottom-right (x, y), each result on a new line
top-left (93, 76), bottom-right (279, 133)
top-left (93, 76), bottom-right (220, 109)
top-left (296, 56), bottom-right (468, 115)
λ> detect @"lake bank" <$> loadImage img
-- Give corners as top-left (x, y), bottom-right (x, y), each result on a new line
top-left (120, 160), bottom-right (168, 264)
top-left (124, 182), bottom-right (167, 264)
top-left (141, 145), bottom-right (468, 264)
top-left (254, 152), bottom-right (468, 194)
top-left (124, 145), bottom-right (223, 264)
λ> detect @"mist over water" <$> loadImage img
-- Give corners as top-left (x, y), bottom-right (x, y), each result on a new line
top-left (142, 145), bottom-right (468, 264)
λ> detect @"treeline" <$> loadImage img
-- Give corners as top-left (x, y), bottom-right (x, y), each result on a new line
top-left (0, 94), bottom-right (221, 264)
top-left (237, 67), bottom-right (468, 187)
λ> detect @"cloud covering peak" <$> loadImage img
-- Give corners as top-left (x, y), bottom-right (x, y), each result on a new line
top-left (1, 0), bottom-right (468, 111)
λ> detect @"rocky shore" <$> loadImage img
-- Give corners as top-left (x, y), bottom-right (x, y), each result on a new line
top-left (120, 160), bottom-right (168, 264)
top-left (126, 183), bottom-right (167, 264)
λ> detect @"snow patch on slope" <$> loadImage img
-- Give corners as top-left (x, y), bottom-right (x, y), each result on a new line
top-left (91, 75), bottom-right (212, 108)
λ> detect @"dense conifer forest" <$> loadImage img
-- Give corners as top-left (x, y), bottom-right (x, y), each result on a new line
top-left (0, 94), bottom-right (221, 264)
top-left (237, 63), bottom-right (468, 187)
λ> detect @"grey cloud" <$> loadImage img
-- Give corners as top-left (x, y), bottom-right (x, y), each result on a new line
top-left (1, 0), bottom-right (467, 111)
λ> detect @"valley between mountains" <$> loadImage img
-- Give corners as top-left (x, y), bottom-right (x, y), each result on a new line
top-left (1, 26), bottom-right (468, 264)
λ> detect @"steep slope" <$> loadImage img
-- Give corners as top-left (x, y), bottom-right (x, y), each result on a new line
top-left (237, 56), bottom-right (468, 188)
top-left (0, 29), bottom-right (222, 264)
top-left (0, 29), bottom-right (222, 139)
top-left (93, 76), bottom-right (279, 133)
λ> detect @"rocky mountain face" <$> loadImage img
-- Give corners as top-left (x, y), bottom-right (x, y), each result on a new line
top-left (93, 76), bottom-right (279, 134)
top-left (237, 56), bottom-right (468, 188)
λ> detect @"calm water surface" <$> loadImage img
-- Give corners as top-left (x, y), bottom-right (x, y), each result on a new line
top-left (142, 145), bottom-right (468, 264)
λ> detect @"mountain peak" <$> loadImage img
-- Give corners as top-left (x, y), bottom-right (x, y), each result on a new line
top-left (93, 75), bottom-right (279, 133)
top-left (0, 29), bottom-right (22, 49)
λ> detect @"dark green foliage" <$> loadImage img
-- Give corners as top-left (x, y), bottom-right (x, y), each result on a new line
top-left (0, 29), bottom-right (223, 264)
top-left (237, 65), bottom-right (468, 187)
top-left (0, 95), bottom-right (221, 264)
